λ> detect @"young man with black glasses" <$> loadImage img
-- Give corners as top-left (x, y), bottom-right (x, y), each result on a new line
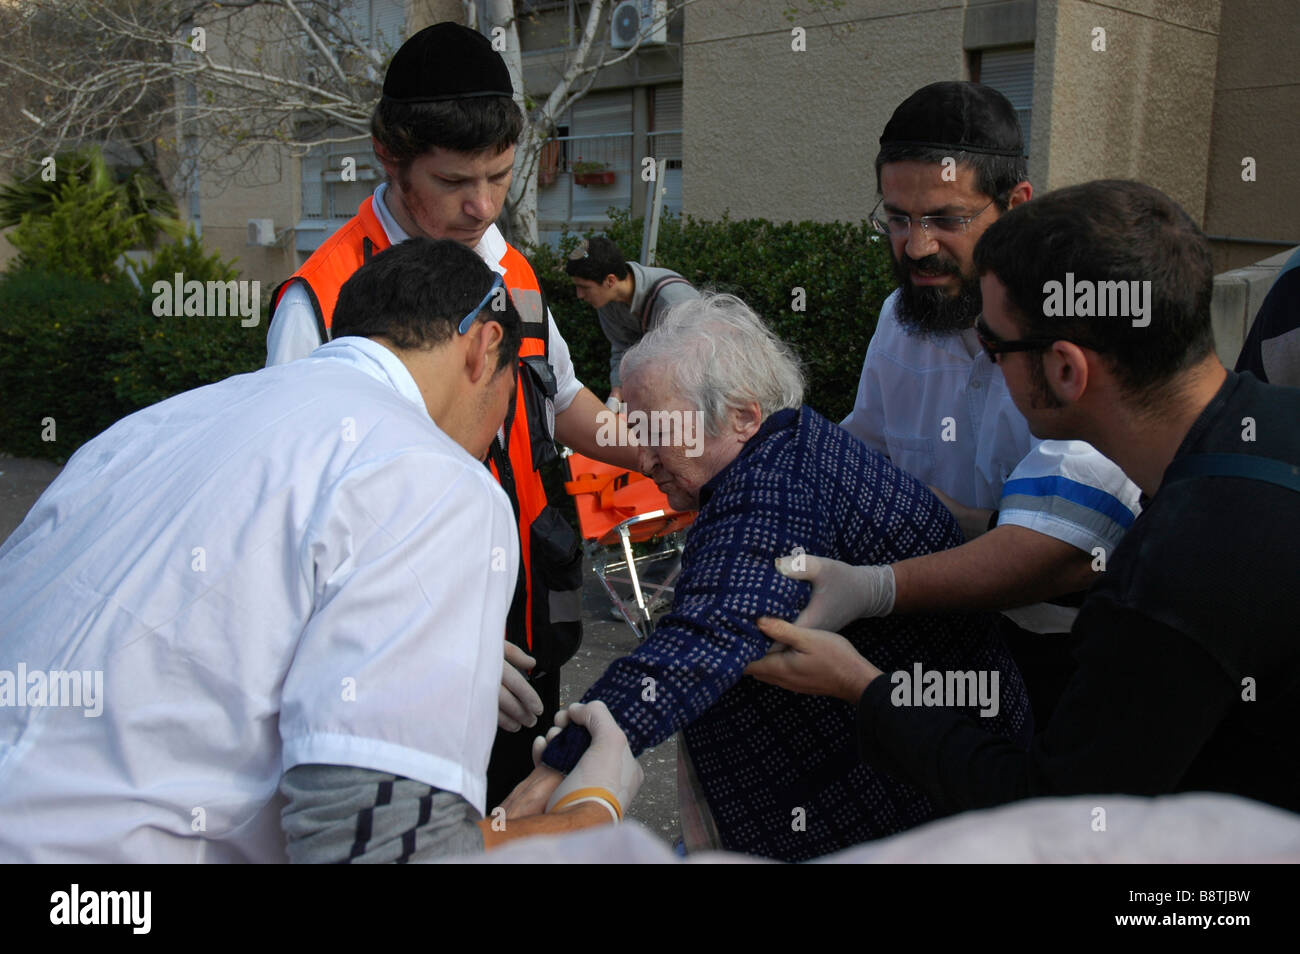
top-left (825, 82), bottom-right (1142, 726)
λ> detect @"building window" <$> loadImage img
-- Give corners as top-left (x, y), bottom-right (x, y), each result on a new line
top-left (972, 47), bottom-right (1034, 157)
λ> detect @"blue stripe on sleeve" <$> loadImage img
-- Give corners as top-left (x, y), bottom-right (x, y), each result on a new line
top-left (1000, 475), bottom-right (1137, 529)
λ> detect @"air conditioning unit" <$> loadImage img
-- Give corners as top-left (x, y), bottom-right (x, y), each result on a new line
top-left (611, 0), bottom-right (668, 49)
top-left (247, 218), bottom-right (277, 246)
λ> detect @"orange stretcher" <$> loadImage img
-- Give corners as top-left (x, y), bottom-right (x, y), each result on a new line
top-left (562, 449), bottom-right (695, 640)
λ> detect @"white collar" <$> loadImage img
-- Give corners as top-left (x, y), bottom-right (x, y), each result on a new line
top-left (312, 335), bottom-right (431, 422)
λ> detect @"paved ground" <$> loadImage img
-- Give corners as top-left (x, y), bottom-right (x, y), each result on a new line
top-left (0, 453), bottom-right (681, 847)
top-left (562, 561), bottom-right (680, 846)
top-left (0, 455), bottom-right (64, 544)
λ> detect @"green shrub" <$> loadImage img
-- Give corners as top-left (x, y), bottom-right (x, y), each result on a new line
top-left (7, 178), bottom-right (145, 283)
top-left (111, 228), bottom-right (264, 410)
top-left (127, 227), bottom-right (239, 289)
top-left (0, 231), bottom-right (266, 461)
top-left (526, 209), bottom-right (895, 422)
top-left (0, 269), bottom-right (141, 461)
top-left (0, 146), bottom-right (182, 244)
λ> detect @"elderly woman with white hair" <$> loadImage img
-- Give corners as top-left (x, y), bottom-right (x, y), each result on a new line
top-left (538, 293), bottom-right (1032, 861)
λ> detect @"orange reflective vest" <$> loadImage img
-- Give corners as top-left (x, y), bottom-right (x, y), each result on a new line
top-left (272, 197), bottom-right (582, 671)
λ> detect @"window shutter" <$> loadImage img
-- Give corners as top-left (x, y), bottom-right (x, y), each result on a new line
top-left (979, 47), bottom-right (1034, 155)
top-left (301, 150), bottom-right (324, 219)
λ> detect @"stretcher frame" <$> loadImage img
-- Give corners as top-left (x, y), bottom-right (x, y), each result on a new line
top-left (562, 449), bottom-right (695, 640)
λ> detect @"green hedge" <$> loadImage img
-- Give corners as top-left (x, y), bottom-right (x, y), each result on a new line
top-left (0, 267), bottom-right (266, 463)
top-left (0, 270), bottom-right (140, 459)
top-left (525, 208), bottom-right (896, 423)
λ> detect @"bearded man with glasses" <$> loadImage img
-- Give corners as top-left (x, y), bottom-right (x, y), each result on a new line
top-left (824, 83), bottom-right (1143, 728)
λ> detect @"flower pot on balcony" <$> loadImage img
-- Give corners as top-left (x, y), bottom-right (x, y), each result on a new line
top-left (574, 171), bottom-right (615, 186)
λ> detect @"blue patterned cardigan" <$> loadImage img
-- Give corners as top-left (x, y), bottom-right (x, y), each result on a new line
top-left (542, 406), bottom-right (1032, 861)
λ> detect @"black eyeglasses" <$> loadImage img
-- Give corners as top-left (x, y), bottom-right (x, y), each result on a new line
top-left (458, 273), bottom-right (506, 334)
top-left (974, 315), bottom-right (1104, 363)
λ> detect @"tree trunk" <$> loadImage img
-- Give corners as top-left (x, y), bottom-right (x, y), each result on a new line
top-left (484, 0), bottom-right (539, 247)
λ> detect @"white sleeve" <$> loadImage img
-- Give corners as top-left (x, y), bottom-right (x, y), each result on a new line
top-left (997, 439), bottom-right (1143, 555)
top-left (546, 309), bottom-right (583, 414)
top-left (838, 325), bottom-right (890, 456)
top-left (266, 283), bottom-right (326, 367)
top-left (279, 453), bottom-right (519, 816)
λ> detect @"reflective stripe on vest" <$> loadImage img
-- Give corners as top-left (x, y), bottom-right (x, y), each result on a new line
top-left (273, 202), bottom-right (554, 654)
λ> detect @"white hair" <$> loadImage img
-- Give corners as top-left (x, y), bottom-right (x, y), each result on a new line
top-left (620, 292), bottom-right (804, 436)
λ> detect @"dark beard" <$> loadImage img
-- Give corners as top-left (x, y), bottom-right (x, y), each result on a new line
top-left (892, 250), bottom-right (984, 338)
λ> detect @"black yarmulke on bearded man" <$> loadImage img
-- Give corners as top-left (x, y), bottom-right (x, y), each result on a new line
top-left (880, 81), bottom-right (1024, 157)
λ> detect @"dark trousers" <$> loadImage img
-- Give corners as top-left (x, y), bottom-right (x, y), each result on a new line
top-left (485, 668), bottom-right (562, 810)
top-left (994, 614), bottom-right (1084, 729)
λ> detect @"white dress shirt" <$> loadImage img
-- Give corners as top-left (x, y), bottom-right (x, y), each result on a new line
top-left (841, 289), bottom-right (1142, 632)
top-left (0, 337), bottom-right (517, 862)
top-left (266, 183), bottom-right (582, 414)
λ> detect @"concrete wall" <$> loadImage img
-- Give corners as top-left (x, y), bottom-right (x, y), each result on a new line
top-left (1211, 245), bottom-right (1298, 365)
top-left (683, 0), bottom-right (968, 223)
top-left (681, 0), bottom-right (1297, 259)
top-left (1202, 0), bottom-right (1300, 272)
top-left (1016, 1), bottom-right (1220, 221)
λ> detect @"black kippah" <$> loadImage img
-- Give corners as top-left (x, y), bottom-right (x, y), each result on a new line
top-left (880, 81), bottom-right (1024, 158)
top-left (382, 22), bottom-right (514, 104)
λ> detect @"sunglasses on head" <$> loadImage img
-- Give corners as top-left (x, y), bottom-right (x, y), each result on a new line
top-left (458, 273), bottom-right (506, 334)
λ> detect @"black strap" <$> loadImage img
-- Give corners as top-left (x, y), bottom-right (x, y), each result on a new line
top-left (1163, 453), bottom-right (1300, 494)
top-left (639, 275), bottom-right (692, 332)
top-left (363, 237), bottom-right (374, 264)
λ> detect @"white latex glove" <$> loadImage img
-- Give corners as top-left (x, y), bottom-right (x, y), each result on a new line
top-left (536, 701), bottom-right (643, 822)
top-left (498, 641), bottom-right (544, 732)
top-left (774, 554), bottom-right (896, 631)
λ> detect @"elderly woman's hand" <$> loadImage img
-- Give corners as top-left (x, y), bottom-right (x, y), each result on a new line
top-left (775, 553), bottom-right (896, 630)
top-left (746, 617), bottom-right (882, 703)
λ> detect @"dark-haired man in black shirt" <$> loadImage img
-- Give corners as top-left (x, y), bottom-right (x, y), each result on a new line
top-left (748, 179), bottom-right (1300, 816)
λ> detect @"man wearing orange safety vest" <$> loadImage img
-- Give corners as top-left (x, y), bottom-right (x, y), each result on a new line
top-left (266, 21), bottom-right (639, 807)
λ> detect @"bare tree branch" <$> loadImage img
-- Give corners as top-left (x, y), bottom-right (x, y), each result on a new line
top-left (0, 0), bottom-right (694, 244)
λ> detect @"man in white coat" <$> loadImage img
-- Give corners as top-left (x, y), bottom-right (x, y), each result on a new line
top-left (0, 238), bottom-right (638, 863)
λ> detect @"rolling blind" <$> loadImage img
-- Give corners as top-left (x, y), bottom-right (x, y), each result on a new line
top-left (979, 47), bottom-right (1034, 156)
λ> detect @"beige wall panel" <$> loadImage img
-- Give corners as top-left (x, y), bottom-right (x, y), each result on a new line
top-left (1203, 0), bottom-right (1300, 271)
top-left (1042, 0), bottom-right (1220, 223)
top-left (684, 1), bottom-right (968, 222)
top-left (197, 157), bottom-right (300, 290)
